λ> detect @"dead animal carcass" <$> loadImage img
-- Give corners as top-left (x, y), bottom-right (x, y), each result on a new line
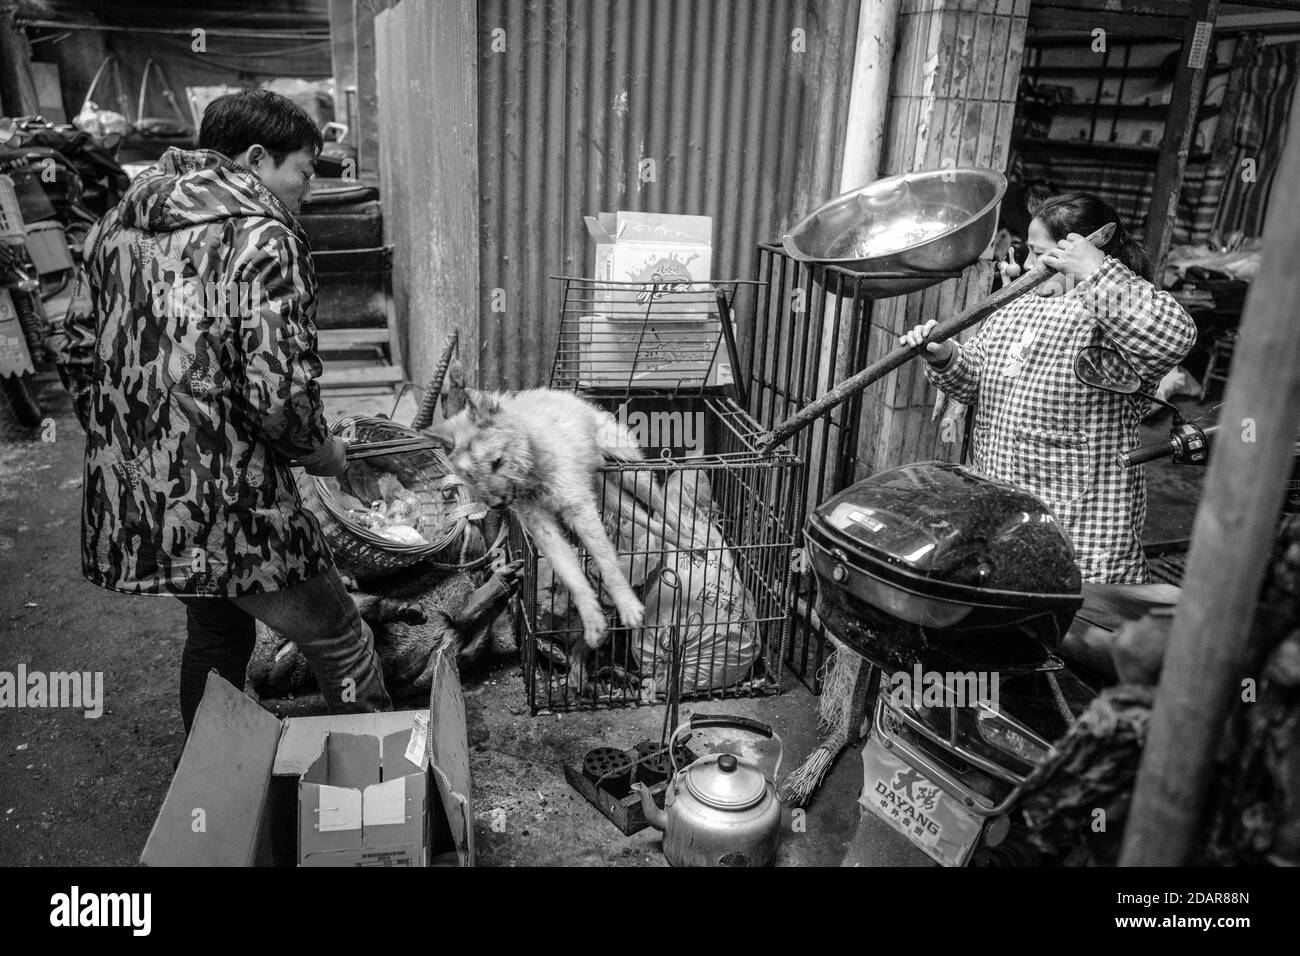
top-left (247, 560), bottom-right (522, 703)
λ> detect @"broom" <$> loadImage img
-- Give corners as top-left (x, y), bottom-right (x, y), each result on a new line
top-left (779, 637), bottom-right (874, 807)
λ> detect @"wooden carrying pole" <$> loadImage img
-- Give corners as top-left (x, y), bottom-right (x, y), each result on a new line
top-left (1120, 84), bottom-right (1300, 866)
top-left (759, 222), bottom-right (1115, 452)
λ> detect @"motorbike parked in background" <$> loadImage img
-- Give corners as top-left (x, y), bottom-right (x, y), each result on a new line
top-left (0, 115), bottom-right (127, 298)
top-left (0, 238), bottom-right (49, 427)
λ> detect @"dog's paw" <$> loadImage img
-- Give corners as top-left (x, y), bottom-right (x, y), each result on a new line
top-left (583, 616), bottom-right (608, 649)
top-left (617, 596), bottom-right (644, 629)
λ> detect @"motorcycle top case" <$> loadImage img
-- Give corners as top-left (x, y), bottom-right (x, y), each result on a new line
top-left (805, 462), bottom-right (1082, 669)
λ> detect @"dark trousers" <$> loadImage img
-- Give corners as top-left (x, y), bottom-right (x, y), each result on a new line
top-left (178, 565), bottom-right (391, 733)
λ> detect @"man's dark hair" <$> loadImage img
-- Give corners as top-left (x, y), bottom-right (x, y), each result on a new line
top-left (199, 90), bottom-right (323, 165)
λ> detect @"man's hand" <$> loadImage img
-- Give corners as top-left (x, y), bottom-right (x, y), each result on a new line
top-left (299, 434), bottom-right (348, 477)
top-left (899, 319), bottom-right (953, 366)
top-left (1039, 232), bottom-right (1106, 280)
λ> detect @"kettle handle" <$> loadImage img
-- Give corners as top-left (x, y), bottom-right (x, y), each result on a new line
top-left (668, 714), bottom-right (784, 781)
top-left (689, 714), bottom-right (773, 738)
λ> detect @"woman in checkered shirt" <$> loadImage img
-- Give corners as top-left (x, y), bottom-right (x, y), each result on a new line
top-left (902, 193), bottom-right (1197, 583)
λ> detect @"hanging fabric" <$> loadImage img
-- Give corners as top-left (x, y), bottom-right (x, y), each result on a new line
top-left (1213, 40), bottom-right (1300, 239)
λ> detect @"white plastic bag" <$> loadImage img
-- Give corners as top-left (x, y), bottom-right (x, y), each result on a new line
top-left (635, 469), bottom-right (758, 692)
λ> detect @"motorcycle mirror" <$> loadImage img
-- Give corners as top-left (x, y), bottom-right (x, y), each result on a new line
top-left (1074, 345), bottom-right (1187, 424)
top-left (1073, 346), bottom-right (1142, 395)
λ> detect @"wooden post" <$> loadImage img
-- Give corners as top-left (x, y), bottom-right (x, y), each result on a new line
top-left (1209, 32), bottom-right (1256, 162)
top-left (858, 0), bottom-right (1028, 478)
top-left (328, 0), bottom-right (358, 135)
top-left (355, 0), bottom-right (399, 180)
top-left (1145, 0), bottom-right (1221, 281)
top-left (375, 0), bottom-right (479, 384)
top-left (1120, 81), bottom-right (1300, 866)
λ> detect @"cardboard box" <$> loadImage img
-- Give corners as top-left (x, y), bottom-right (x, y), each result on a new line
top-left (140, 647), bottom-right (473, 867)
top-left (579, 211), bottom-right (734, 389)
top-left (298, 729), bottom-right (429, 866)
top-left (585, 211), bottom-right (713, 301)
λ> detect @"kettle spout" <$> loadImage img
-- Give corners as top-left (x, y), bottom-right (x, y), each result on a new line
top-left (631, 782), bottom-right (665, 830)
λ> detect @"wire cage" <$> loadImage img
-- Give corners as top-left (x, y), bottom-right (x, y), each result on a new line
top-left (550, 276), bottom-right (755, 397)
top-left (515, 277), bottom-right (803, 713)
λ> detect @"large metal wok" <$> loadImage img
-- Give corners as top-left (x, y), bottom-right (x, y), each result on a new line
top-left (782, 167), bottom-right (1008, 297)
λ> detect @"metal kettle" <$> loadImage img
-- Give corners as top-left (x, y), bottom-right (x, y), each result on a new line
top-left (633, 714), bottom-right (784, 867)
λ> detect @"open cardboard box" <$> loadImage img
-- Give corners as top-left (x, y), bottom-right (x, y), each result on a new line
top-left (141, 647), bottom-right (473, 867)
top-left (298, 729), bottom-right (429, 866)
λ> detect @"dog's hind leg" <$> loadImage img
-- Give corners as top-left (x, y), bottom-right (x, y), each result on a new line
top-left (563, 499), bottom-right (644, 632)
top-left (524, 508), bottom-right (608, 650)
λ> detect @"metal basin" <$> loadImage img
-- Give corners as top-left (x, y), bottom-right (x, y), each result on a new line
top-left (782, 167), bottom-right (1007, 298)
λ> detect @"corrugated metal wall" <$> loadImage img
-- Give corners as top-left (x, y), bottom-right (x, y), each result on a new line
top-left (476, 0), bottom-right (861, 389)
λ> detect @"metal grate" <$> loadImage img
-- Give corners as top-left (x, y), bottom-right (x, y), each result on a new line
top-left (550, 277), bottom-right (761, 398)
top-left (744, 243), bottom-right (878, 693)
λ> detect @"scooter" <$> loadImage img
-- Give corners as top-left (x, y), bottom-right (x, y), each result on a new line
top-left (0, 174), bottom-right (50, 428)
top-left (0, 115), bottom-right (125, 295)
top-left (0, 290), bottom-right (46, 428)
top-left (807, 345), bottom-right (1190, 866)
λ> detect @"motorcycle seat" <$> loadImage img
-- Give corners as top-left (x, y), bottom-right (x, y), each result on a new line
top-left (1059, 582), bottom-right (1181, 680)
top-left (1075, 582), bottom-right (1181, 632)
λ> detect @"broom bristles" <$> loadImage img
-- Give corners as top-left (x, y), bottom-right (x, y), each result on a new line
top-left (779, 644), bottom-right (870, 808)
top-left (816, 646), bottom-right (862, 733)
top-left (779, 746), bottom-right (835, 806)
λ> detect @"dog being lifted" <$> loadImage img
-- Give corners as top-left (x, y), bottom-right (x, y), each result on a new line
top-left (438, 388), bottom-right (682, 650)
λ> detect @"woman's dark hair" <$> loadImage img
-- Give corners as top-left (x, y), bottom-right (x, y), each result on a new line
top-left (1028, 191), bottom-right (1152, 280)
top-left (199, 90), bottom-right (323, 165)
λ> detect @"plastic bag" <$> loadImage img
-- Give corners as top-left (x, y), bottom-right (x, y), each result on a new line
top-left (637, 532), bottom-right (759, 694)
top-left (635, 468), bottom-right (758, 692)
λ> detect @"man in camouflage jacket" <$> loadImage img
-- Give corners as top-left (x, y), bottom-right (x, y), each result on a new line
top-left (57, 91), bottom-right (390, 731)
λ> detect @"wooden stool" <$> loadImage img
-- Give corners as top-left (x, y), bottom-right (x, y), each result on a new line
top-left (1200, 329), bottom-right (1238, 402)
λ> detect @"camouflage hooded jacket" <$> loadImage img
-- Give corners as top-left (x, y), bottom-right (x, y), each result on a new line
top-left (58, 148), bottom-right (335, 596)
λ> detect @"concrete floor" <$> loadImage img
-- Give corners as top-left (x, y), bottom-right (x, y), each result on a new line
top-left (0, 367), bottom-right (1208, 867)
top-left (464, 665), bottom-right (864, 866)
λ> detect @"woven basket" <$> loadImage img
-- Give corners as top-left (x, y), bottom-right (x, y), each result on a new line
top-left (298, 416), bottom-right (481, 578)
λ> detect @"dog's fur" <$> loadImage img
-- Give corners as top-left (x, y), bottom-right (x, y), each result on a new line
top-left (437, 388), bottom-right (661, 651)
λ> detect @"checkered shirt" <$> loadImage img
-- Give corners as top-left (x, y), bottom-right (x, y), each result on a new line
top-left (926, 257), bottom-right (1197, 584)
